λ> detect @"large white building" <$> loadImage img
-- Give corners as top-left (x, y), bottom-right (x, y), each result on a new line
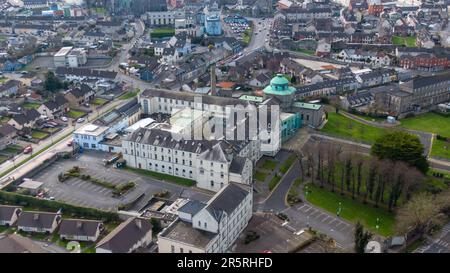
top-left (144, 9), bottom-right (185, 26)
top-left (158, 182), bottom-right (253, 253)
top-left (54, 47), bottom-right (87, 68)
top-left (139, 89), bottom-right (282, 157)
top-left (122, 126), bottom-right (254, 192)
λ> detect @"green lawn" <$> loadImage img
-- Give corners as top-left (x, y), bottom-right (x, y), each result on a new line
top-left (119, 91), bottom-right (138, 100)
top-left (321, 112), bottom-right (386, 144)
top-left (124, 166), bottom-right (196, 187)
top-left (392, 36), bottom-right (417, 47)
top-left (431, 138), bottom-right (450, 159)
top-left (242, 25), bottom-right (253, 45)
top-left (304, 183), bottom-right (395, 236)
top-left (23, 102), bottom-right (42, 109)
top-left (0, 155), bottom-right (9, 164)
top-left (400, 113), bottom-right (450, 159)
top-left (31, 130), bottom-right (49, 140)
top-left (296, 48), bottom-right (316, 55)
top-left (400, 113), bottom-right (450, 136)
top-left (261, 159), bottom-right (277, 171)
top-left (2, 144), bottom-right (23, 154)
top-left (150, 28), bottom-right (175, 39)
top-left (92, 98), bottom-right (108, 105)
top-left (67, 110), bottom-right (86, 119)
top-left (268, 175), bottom-right (281, 191)
top-left (279, 154), bottom-right (296, 174)
top-left (254, 170), bottom-right (268, 182)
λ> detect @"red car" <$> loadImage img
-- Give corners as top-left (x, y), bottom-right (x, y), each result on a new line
top-left (23, 146), bottom-right (33, 154)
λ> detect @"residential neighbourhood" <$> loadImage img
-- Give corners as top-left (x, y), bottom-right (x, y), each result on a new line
top-left (0, 0), bottom-right (449, 258)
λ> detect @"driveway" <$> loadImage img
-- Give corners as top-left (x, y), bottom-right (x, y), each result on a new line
top-left (260, 160), bottom-right (299, 212)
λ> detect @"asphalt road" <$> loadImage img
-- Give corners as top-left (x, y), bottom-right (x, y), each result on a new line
top-left (261, 160), bottom-right (299, 212)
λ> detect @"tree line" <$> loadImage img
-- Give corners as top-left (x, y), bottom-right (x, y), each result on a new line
top-left (296, 139), bottom-right (425, 212)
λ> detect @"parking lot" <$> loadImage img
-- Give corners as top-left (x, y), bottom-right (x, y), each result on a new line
top-left (28, 151), bottom-right (212, 211)
top-left (416, 223), bottom-right (450, 253)
top-left (283, 203), bottom-right (354, 250)
top-left (234, 213), bottom-right (314, 253)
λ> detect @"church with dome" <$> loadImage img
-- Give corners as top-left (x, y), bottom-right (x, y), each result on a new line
top-left (263, 74), bottom-right (297, 109)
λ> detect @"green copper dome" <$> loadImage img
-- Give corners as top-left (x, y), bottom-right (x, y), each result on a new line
top-left (263, 74), bottom-right (296, 96)
top-left (270, 74), bottom-right (290, 86)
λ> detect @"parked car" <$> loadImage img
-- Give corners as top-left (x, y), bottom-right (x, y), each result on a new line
top-left (67, 140), bottom-right (73, 147)
top-left (60, 116), bottom-right (68, 122)
top-left (77, 117), bottom-right (85, 123)
top-left (23, 146), bottom-right (33, 154)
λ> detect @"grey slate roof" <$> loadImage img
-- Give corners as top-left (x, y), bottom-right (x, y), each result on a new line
top-left (0, 205), bottom-right (21, 222)
top-left (11, 109), bottom-right (40, 125)
top-left (43, 95), bottom-right (67, 111)
top-left (177, 200), bottom-right (206, 216)
top-left (402, 73), bottom-right (450, 90)
top-left (229, 156), bottom-right (247, 174)
top-left (205, 183), bottom-right (250, 221)
top-left (0, 124), bottom-right (17, 138)
top-left (58, 219), bottom-right (102, 237)
top-left (96, 217), bottom-right (152, 253)
top-left (56, 67), bottom-right (117, 79)
top-left (141, 88), bottom-right (251, 107)
top-left (16, 211), bottom-right (60, 229)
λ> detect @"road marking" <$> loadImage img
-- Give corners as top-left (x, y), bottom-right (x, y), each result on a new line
top-left (320, 215), bottom-right (330, 222)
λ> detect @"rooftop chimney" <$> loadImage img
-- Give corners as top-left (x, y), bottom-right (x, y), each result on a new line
top-left (135, 219), bottom-right (142, 229)
top-left (76, 221), bottom-right (83, 229)
top-left (33, 214), bottom-right (39, 221)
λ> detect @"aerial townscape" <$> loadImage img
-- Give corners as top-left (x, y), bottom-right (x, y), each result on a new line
top-left (0, 0), bottom-right (449, 256)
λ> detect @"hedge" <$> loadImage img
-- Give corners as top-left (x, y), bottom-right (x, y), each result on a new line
top-left (0, 190), bottom-right (120, 222)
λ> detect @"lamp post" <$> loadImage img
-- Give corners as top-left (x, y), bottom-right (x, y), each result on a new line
top-left (376, 218), bottom-right (380, 231)
top-left (337, 202), bottom-right (342, 217)
top-left (305, 185), bottom-right (309, 198)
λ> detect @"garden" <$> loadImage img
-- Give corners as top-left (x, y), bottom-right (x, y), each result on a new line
top-left (399, 112), bottom-right (450, 160)
top-left (321, 112), bottom-right (386, 144)
top-left (67, 109), bottom-right (86, 119)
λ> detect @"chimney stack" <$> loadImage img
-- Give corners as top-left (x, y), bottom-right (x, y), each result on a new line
top-left (76, 221), bottom-right (83, 229)
top-left (33, 214), bottom-right (39, 221)
top-left (135, 219), bottom-right (142, 229)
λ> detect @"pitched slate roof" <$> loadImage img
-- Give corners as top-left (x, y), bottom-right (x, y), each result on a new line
top-left (11, 109), bottom-right (40, 125)
top-left (16, 211), bottom-right (60, 229)
top-left (43, 95), bottom-right (67, 111)
top-left (56, 67), bottom-right (117, 79)
top-left (205, 183), bottom-right (250, 221)
top-left (229, 156), bottom-right (247, 174)
top-left (0, 124), bottom-right (17, 138)
top-left (177, 200), bottom-right (206, 216)
top-left (96, 217), bottom-right (152, 253)
top-left (0, 205), bottom-right (21, 222)
top-left (58, 219), bottom-right (102, 237)
top-left (401, 73), bottom-right (450, 90)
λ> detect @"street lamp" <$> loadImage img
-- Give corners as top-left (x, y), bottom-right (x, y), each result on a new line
top-left (376, 218), bottom-right (380, 231)
top-left (305, 185), bottom-right (309, 198)
top-left (337, 202), bottom-right (342, 217)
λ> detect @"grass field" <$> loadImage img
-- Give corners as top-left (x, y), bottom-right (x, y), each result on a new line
top-left (23, 102), bottom-right (42, 109)
top-left (304, 183), bottom-right (395, 236)
top-left (296, 48), bottom-right (316, 55)
top-left (119, 91), bottom-right (138, 100)
top-left (242, 24), bottom-right (253, 45)
top-left (2, 144), bottom-right (23, 154)
top-left (124, 166), bottom-right (196, 187)
top-left (261, 159), bottom-right (277, 171)
top-left (150, 28), bottom-right (175, 39)
top-left (254, 170), bottom-right (268, 182)
top-left (321, 112), bottom-right (386, 144)
top-left (31, 130), bottom-right (49, 140)
top-left (268, 175), bottom-right (281, 191)
top-left (400, 113), bottom-right (450, 159)
top-left (392, 36), bottom-right (417, 47)
top-left (67, 110), bottom-right (86, 119)
top-left (92, 98), bottom-right (108, 105)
